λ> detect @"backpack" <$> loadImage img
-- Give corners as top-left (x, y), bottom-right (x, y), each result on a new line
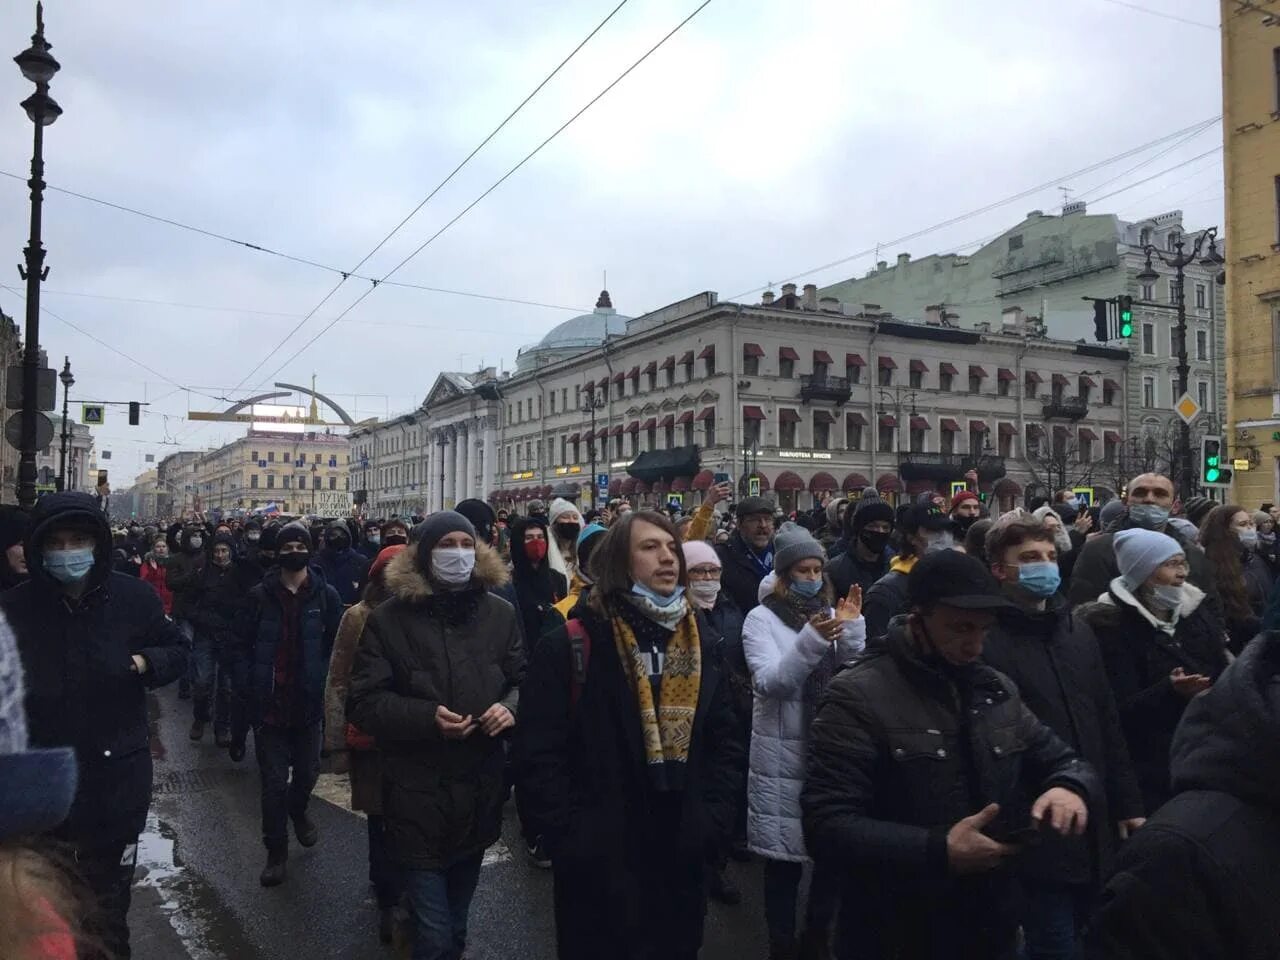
top-left (565, 618), bottom-right (592, 708)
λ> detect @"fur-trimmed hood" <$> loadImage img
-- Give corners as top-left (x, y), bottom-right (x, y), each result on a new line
top-left (384, 540), bottom-right (509, 603)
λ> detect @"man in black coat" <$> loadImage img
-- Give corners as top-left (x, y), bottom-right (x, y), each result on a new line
top-left (861, 502), bottom-right (956, 642)
top-left (1087, 630), bottom-right (1280, 959)
top-left (1, 492), bottom-right (187, 960)
top-left (981, 513), bottom-right (1144, 959)
top-left (715, 496), bottom-right (775, 615)
top-left (802, 550), bottom-right (1097, 960)
top-left (825, 497), bottom-right (895, 600)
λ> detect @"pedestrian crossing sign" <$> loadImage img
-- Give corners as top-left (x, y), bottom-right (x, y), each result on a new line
top-left (82, 404), bottom-right (104, 425)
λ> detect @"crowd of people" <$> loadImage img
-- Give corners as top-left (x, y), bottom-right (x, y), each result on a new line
top-left (2, 474), bottom-right (1279, 959)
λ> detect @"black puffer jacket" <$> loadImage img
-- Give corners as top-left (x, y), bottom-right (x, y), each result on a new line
top-left (508, 516), bottom-right (567, 649)
top-left (1067, 515), bottom-right (1213, 607)
top-left (1087, 631), bottom-right (1280, 959)
top-left (824, 543), bottom-right (893, 602)
top-left (715, 530), bottom-right (772, 615)
top-left (861, 556), bottom-right (914, 643)
top-left (982, 597), bottom-right (1144, 884)
top-left (165, 525), bottom-right (207, 620)
top-left (802, 617), bottom-right (1098, 960)
top-left (1, 492), bottom-right (187, 847)
top-left (1078, 580), bottom-right (1228, 814)
top-left (347, 543), bottom-right (524, 871)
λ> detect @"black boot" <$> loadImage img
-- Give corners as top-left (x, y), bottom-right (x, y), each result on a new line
top-left (228, 738), bottom-right (246, 763)
top-left (708, 866), bottom-right (742, 905)
top-left (188, 719), bottom-right (205, 741)
top-left (260, 849), bottom-right (288, 887)
top-left (214, 729), bottom-right (232, 748)
top-left (177, 679), bottom-right (191, 700)
top-left (292, 812), bottom-right (319, 848)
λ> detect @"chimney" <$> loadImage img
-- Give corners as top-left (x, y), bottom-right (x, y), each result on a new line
top-left (781, 282), bottom-right (797, 298)
top-left (761, 289), bottom-right (775, 305)
top-left (897, 253), bottom-right (911, 267)
top-left (924, 304), bottom-right (942, 326)
top-left (876, 261), bottom-right (888, 272)
top-left (1001, 306), bottom-right (1024, 329)
top-left (801, 284), bottom-right (818, 311)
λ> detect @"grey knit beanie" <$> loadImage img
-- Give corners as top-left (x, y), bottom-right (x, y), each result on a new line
top-left (1114, 528), bottom-right (1184, 589)
top-left (773, 521), bottom-right (826, 573)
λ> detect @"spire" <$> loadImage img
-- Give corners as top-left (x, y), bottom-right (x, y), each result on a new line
top-left (596, 289), bottom-right (613, 310)
top-left (308, 374), bottom-right (320, 424)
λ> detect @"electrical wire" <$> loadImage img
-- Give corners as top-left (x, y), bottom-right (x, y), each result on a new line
top-left (1071, 118), bottom-right (1218, 205)
top-left (1096, 0), bottom-right (1219, 30)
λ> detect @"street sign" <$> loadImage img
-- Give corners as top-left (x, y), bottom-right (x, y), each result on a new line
top-left (748, 476), bottom-right (761, 497)
top-left (1233, 459), bottom-right (1250, 471)
top-left (949, 481), bottom-right (967, 499)
top-left (596, 473), bottom-right (609, 488)
top-left (5, 366), bottom-right (56, 411)
top-left (3, 411), bottom-right (52, 451)
top-left (1072, 486), bottom-right (1095, 506)
top-left (1173, 393), bottom-right (1201, 425)
top-left (81, 404), bottom-right (104, 425)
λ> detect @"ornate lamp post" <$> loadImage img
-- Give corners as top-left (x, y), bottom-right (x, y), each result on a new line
top-left (581, 387), bottom-right (606, 510)
top-left (56, 354), bottom-right (71, 490)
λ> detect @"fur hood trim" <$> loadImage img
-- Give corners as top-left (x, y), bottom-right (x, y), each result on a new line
top-left (384, 541), bottom-right (509, 603)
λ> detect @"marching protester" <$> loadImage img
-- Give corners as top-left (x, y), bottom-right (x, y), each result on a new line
top-left (358, 519), bottom-right (384, 561)
top-left (862, 502), bottom-right (956, 641)
top-left (0, 505), bottom-right (29, 590)
top-left (554, 523), bottom-right (607, 618)
top-left (716, 496), bottom-right (776, 614)
top-left (167, 523), bottom-right (207, 700)
top-left (348, 511), bottom-right (524, 960)
top-left (1197, 503), bottom-right (1270, 653)
top-left (508, 514), bottom-right (568, 651)
top-left (517, 512), bottom-right (744, 959)
top-left (188, 532), bottom-right (258, 746)
top-left (824, 497), bottom-right (894, 599)
top-left (1, 492), bottom-right (187, 959)
top-left (743, 522), bottom-right (865, 959)
top-left (316, 519), bottom-right (370, 606)
top-left (948, 489), bottom-right (983, 539)
top-left (547, 498), bottom-right (584, 584)
top-left (139, 535), bottom-right (173, 616)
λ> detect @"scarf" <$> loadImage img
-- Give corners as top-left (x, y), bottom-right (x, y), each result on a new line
top-left (763, 588), bottom-right (839, 724)
top-left (624, 590), bottom-right (689, 632)
top-left (611, 605), bottom-right (701, 788)
top-left (422, 583), bottom-right (483, 626)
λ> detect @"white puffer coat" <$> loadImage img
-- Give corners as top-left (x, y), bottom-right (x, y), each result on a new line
top-left (742, 600), bottom-right (865, 862)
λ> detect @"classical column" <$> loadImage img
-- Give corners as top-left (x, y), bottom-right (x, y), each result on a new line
top-left (444, 429), bottom-right (457, 509)
top-left (481, 415), bottom-right (497, 502)
top-left (425, 435), bottom-right (437, 512)
top-left (463, 421), bottom-right (477, 501)
top-left (454, 424), bottom-right (470, 504)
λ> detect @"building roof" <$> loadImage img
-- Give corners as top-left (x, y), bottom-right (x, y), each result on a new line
top-left (515, 290), bottom-right (630, 373)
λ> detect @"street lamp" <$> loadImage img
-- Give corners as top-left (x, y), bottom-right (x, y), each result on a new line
top-left (1136, 227), bottom-right (1223, 501)
top-left (56, 354), bottom-right (71, 490)
top-left (13, 2), bottom-right (61, 508)
top-left (580, 386), bottom-right (606, 510)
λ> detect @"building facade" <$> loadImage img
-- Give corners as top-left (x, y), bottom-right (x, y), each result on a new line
top-left (1222, 0), bottom-right (1280, 505)
top-left (116, 469), bottom-right (160, 521)
top-left (156, 450), bottom-right (203, 518)
top-left (192, 430), bottom-right (352, 517)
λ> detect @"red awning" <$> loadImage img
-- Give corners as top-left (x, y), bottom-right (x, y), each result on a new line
top-left (1078, 428), bottom-right (1098, 441)
top-left (879, 414), bottom-right (897, 427)
top-left (940, 362), bottom-right (959, 376)
top-left (1104, 378), bottom-right (1121, 392)
top-left (969, 365), bottom-right (988, 378)
top-left (621, 477), bottom-right (637, 495)
top-left (779, 346), bottom-right (800, 362)
top-left (696, 407), bottom-right (716, 421)
top-left (774, 471), bottom-right (805, 493)
top-left (997, 368), bottom-right (1015, 382)
top-left (841, 472), bottom-right (871, 492)
top-left (608, 425), bottom-right (624, 437)
top-left (642, 360), bottom-right (657, 375)
top-left (743, 342), bottom-right (764, 358)
top-left (1078, 375), bottom-right (1097, 388)
top-left (660, 355), bottom-right (675, 370)
top-left (1105, 430), bottom-right (1122, 443)
top-left (625, 421), bottom-right (640, 434)
top-left (809, 472), bottom-right (838, 493)
top-left (743, 405), bottom-right (766, 421)
top-left (675, 410), bottom-right (694, 425)
top-left (1025, 371), bottom-right (1043, 384)
top-left (993, 478), bottom-right (1022, 497)
top-left (845, 353), bottom-right (866, 367)
top-left (998, 423), bottom-right (1017, 437)
top-left (697, 345), bottom-right (715, 360)
top-left (608, 478), bottom-right (623, 496)
top-left (969, 420), bottom-right (989, 433)
top-left (845, 411), bottom-right (868, 426)
top-left (679, 350), bottom-right (695, 364)
top-left (640, 418), bottom-right (657, 431)
top-left (1052, 373), bottom-right (1070, 387)
top-left (940, 418), bottom-right (961, 432)
top-left (910, 416), bottom-right (931, 430)
top-left (909, 359), bottom-right (929, 373)
top-left (779, 409), bottom-right (801, 423)
top-left (692, 469), bottom-right (715, 491)
top-left (626, 366), bottom-right (640, 380)
top-left (875, 473), bottom-right (903, 494)
top-left (567, 432), bottom-right (580, 443)
top-left (659, 414), bottom-right (675, 428)
top-left (670, 476), bottom-right (691, 492)
top-left (813, 349), bottom-right (834, 365)
top-left (611, 371), bottom-right (626, 384)
top-left (596, 376), bottom-right (610, 390)
top-left (594, 426), bottom-right (611, 440)
top-left (813, 410), bottom-right (836, 425)
top-left (877, 356), bottom-right (897, 369)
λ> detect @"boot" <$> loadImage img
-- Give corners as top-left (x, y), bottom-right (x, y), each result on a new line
top-left (769, 937), bottom-right (798, 960)
top-left (292, 812), bottom-right (319, 848)
top-left (798, 927), bottom-right (833, 960)
top-left (228, 738), bottom-right (247, 763)
top-left (214, 729), bottom-right (232, 748)
top-left (259, 849), bottom-right (287, 887)
top-left (188, 719), bottom-right (205, 741)
top-left (708, 865), bottom-right (742, 905)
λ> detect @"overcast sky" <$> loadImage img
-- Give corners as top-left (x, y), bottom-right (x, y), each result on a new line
top-left (0, 0), bottom-right (1223, 487)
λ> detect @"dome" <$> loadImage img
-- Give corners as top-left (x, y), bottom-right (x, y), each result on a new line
top-left (516, 290), bottom-right (630, 372)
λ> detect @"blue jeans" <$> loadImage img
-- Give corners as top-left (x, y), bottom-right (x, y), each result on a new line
top-left (253, 722), bottom-right (322, 851)
top-left (1020, 880), bottom-right (1089, 960)
top-left (402, 853), bottom-right (484, 960)
top-left (191, 630), bottom-right (232, 730)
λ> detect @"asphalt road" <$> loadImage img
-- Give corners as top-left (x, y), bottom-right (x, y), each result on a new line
top-left (129, 685), bottom-right (776, 959)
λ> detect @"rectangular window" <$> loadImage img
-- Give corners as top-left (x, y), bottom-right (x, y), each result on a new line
top-left (266, 474), bottom-right (275, 489)
top-left (845, 419), bottom-right (863, 451)
top-left (664, 424), bottom-right (675, 449)
top-left (574, 385), bottom-right (581, 409)
top-left (682, 358), bottom-right (694, 382)
top-left (909, 368), bottom-right (923, 389)
top-left (878, 424), bottom-right (894, 453)
top-left (940, 430), bottom-right (955, 455)
top-left (328, 476), bottom-right (337, 490)
top-left (314, 454), bottom-right (321, 464)
top-left (313, 476), bottom-right (322, 490)
top-left (1078, 377), bottom-right (1092, 404)
top-left (1169, 278), bottom-right (1180, 304)
top-left (779, 417), bottom-right (797, 448)
top-left (1197, 380), bottom-right (1209, 411)
top-left (1141, 282), bottom-right (1154, 301)
top-left (814, 418), bottom-right (830, 451)
top-left (630, 432), bottom-right (639, 457)
top-left (665, 366), bottom-right (675, 387)
top-left (1196, 329), bottom-right (1208, 361)
top-left (779, 358), bottom-right (795, 379)
top-left (999, 429), bottom-right (1013, 459)
top-left (970, 430), bottom-right (986, 455)
top-left (1143, 376), bottom-right (1155, 408)
top-left (909, 427), bottom-right (925, 453)
top-left (1195, 283), bottom-right (1206, 310)
top-left (878, 365), bottom-right (893, 387)
top-left (549, 392), bottom-right (556, 415)
top-left (646, 426), bottom-right (657, 451)
top-left (615, 435), bottom-right (623, 459)
top-left (267, 451), bottom-right (275, 463)
top-left (743, 349), bottom-right (758, 376)
top-left (968, 375), bottom-right (982, 394)
top-left (704, 354), bottom-right (716, 377)
top-left (1079, 437), bottom-right (1093, 464)
top-left (684, 421), bottom-right (695, 447)
top-left (997, 378), bottom-right (1010, 397)
top-left (647, 370), bottom-right (656, 391)
top-left (251, 450), bottom-right (259, 463)
top-left (250, 474), bottom-right (259, 489)
top-left (1103, 382), bottom-right (1116, 405)
top-left (1170, 326), bottom-right (1182, 359)
top-left (1141, 323), bottom-right (1155, 356)
top-left (939, 371), bottom-right (953, 392)
top-left (846, 362), bottom-right (862, 384)
top-left (1104, 437), bottom-right (1117, 465)
top-left (703, 419), bottom-right (716, 447)
top-left (813, 361), bottom-right (829, 380)
top-left (283, 475), bottom-right (291, 489)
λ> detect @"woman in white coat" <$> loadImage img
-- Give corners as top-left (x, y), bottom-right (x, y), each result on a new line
top-left (743, 522), bottom-right (865, 960)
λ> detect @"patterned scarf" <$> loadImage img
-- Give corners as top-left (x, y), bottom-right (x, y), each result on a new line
top-left (611, 607), bottom-right (702, 785)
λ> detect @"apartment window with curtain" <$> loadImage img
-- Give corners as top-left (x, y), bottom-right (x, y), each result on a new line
top-left (1196, 329), bottom-right (1208, 360)
top-left (878, 423), bottom-right (894, 453)
top-left (813, 415), bottom-right (830, 451)
top-left (779, 413), bottom-right (797, 449)
top-left (845, 417), bottom-right (863, 451)
top-left (704, 419), bottom-right (716, 447)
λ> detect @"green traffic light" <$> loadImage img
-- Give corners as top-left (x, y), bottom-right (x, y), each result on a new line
top-left (1206, 467), bottom-right (1220, 482)
top-left (1120, 309), bottom-right (1133, 337)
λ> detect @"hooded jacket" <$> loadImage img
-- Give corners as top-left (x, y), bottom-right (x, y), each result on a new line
top-left (508, 516), bottom-right (567, 648)
top-left (0, 492), bottom-right (187, 846)
top-left (315, 519), bottom-right (370, 605)
top-left (165, 525), bottom-right (207, 620)
top-left (1087, 632), bottom-right (1280, 959)
top-left (347, 542), bottom-right (524, 870)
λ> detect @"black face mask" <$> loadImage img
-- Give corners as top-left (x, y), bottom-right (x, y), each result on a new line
top-left (953, 515), bottom-right (979, 535)
top-left (279, 552), bottom-right (310, 571)
top-left (859, 529), bottom-right (891, 556)
top-left (325, 537), bottom-right (348, 551)
top-left (383, 534), bottom-right (408, 546)
top-left (553, 522), bottom-right (580, 542)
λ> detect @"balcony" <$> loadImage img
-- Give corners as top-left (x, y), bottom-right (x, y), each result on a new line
top-left (799, 375), bottom-right (852, 405)
top-left (898, 453), bottom-right (1007, 483)
top-left (1041, 396), bottom-right (1089, 421)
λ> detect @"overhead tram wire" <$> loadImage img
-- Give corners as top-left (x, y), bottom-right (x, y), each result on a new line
top-left (227, 0), bottom-right (632, 395)
top-left (726, 115), bottom-right (1223, 300)
top-left (255, 0), bottom-right (716, 387)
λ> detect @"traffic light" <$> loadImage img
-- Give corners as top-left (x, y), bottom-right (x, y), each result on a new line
top-left (128, 401), bottom-right (140, 425)
top-left (1201, 435), bottom-right (1233, 487)
top-left (1117, 295), bottom-right (1134, 338)
top-left (1092, 299), bottom-right (1109, 341)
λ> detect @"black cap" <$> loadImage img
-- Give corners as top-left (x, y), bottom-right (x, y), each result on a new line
top-left (735, 496), bottom-right (773, 520)
top-left (903, 503), bottom-right (954, 533)
top-left (907, 550), bottom-right (1010, 610)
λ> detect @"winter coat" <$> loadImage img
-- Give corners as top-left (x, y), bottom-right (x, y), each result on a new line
top-left (322, 601), bottom-right (383, 813)
top-left (1066, 516), bottom-right (1214, 607)
top-left (139, 559), bottom-right (173, 615)
top-left (1087, 631), bottom-right (1280, 960)
top-left (801, 616), bottom-right (1098, 960)
top-left (347, 544), bottom-right (523, 871)
top-left (230, 567), bottom-right (343, 730)
top-left (716, 531), bottom-right (773, 615)
top-left (165, 528), bottom-right (207, 620)
top-left (190, 558), bottom-right (258, 648)
top-left (315, 545), bottom-right (370, 606)
top-left (861, 555), bottom-right (915, 643)
top-left (705, 595), bottom-right (750, 727)
top-left (742, 600), bottom-right (866, 862)
top-left (1, 492), bottom-right (187, 847)
top-left (514, 599), bottom-right (745, 959)
top-left (508, 525), bottom-right (568, 650)
top-left (1078, 579), bottom-right (1228, 814)
top-left (981, 597), bottom-right (1144, 884)
top-left (824, 544), bottom-right (892, 601)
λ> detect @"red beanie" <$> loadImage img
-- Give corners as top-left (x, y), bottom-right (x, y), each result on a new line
top-left (370, 544), bottom-right (407, 582)
top-left (950, 490), bottom-right (980, 512)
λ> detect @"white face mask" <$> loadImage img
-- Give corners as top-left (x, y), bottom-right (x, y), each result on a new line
top-left (1149, 583), bottom-right (1184, 612)
top-left (431, 546), bottom-right (476, 585)
top-left (688, 579), bottom-right (722, 608)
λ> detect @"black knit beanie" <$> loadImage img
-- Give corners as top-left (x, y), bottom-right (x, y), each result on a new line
top-left (275, 522), bottom-right (312, 552)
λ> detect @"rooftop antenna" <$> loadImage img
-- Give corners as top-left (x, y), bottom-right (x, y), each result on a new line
top-left (1058, 185), bottom-right (1074, 208)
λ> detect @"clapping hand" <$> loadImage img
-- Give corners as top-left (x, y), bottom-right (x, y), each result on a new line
top-left (834, 584), bottom-right (862, 622)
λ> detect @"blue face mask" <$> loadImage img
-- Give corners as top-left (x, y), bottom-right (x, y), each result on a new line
top-left (1015, 561), bottom-right (1061, 598)
top-left (791, 577), bottom-right (824, 598)
top-left (44, 547), bottom-right (96, 584)
top-left (631, 583), bottom-right (685, 608)
top-left (1128, 504), bottom-right (1169, 530)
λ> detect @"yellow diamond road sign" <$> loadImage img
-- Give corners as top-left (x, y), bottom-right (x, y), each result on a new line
top-left (1174, 393), bottom-right (1200, 425)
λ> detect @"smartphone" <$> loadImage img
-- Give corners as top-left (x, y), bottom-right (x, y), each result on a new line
top-left (713, 472), bottom-right (730, 485)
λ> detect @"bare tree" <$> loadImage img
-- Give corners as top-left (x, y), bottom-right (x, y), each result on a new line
top-left (1025, 435), bottom-right (1096, 500)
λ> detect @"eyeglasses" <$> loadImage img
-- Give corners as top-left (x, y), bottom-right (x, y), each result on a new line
top-left (1159, 557), bottom-right (1190, 572)
top-left (687, 566), bottom-right (721, 580)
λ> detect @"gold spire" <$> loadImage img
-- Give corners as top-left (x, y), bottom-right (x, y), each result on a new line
top-left (308, 374), bottom-right (320, 424)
